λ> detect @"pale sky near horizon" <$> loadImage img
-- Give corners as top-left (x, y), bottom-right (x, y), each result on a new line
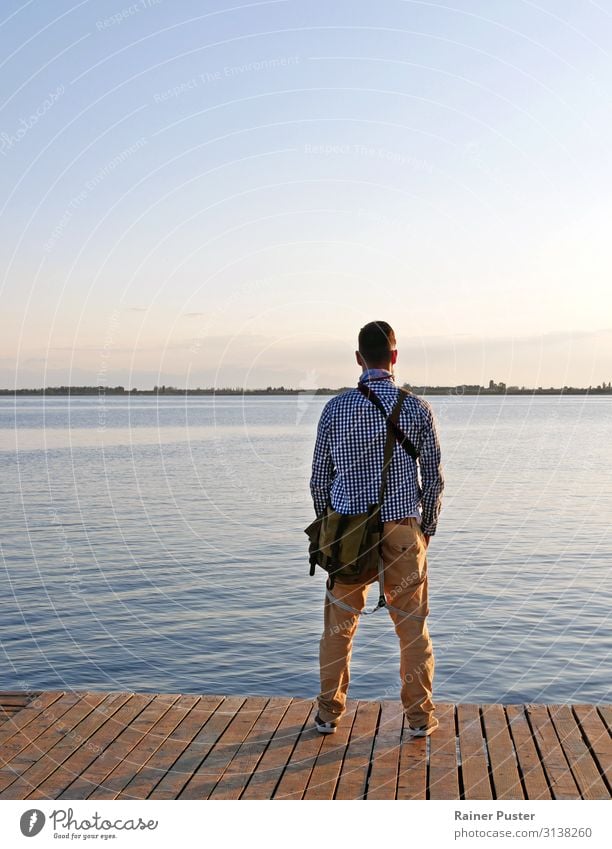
top-left (1, 0), bottom-right (611, 390)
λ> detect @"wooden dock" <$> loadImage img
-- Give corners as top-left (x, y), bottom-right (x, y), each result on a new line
top-left (0, 691), bottom-right (610, 800)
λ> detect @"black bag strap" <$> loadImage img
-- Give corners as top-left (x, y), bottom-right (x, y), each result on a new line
top-left (358, 383), bottom-right (419, 460)
top-left (378, 391), bottom-right (405, 507)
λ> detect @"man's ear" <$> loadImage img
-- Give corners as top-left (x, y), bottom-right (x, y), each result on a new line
top-left (391, 349), bottom-right (398, 366)
top-left (355, 350), bottom-right (364, 367)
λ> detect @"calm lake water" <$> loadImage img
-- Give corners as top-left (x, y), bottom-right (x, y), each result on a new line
top-left (0, 394), bottom-right (610, 704)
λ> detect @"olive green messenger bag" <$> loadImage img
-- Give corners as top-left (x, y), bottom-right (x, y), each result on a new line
top-left (304, 385), bottom-right (420, 616)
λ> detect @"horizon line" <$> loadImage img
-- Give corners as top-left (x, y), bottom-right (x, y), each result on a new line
top-left (1, 380), bottom-right (612, 396)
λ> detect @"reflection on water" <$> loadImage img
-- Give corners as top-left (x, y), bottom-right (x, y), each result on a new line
top-left (0, 395), bottom-right (610, 703)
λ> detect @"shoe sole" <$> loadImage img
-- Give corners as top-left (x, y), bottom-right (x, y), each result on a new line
top-left (406, 722), bottom-right (439, 738)
top-left (315, 724), bottom-right (337, 734)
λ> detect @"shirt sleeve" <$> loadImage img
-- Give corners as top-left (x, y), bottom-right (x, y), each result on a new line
top-left (418, 401), bottom-right (444, 535)
top-left (309, 400), bottom-right (335, 516)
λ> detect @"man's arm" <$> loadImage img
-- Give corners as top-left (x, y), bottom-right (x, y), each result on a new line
top-left (309, 401), bottom-right (335, 516)
top-left (418, 401), bottom-right (444, 539)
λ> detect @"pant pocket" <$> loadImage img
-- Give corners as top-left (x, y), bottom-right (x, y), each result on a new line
top-left (383, 524), bottom-right (425, 579)
top-left (382, 524), bottom-right (428, 613)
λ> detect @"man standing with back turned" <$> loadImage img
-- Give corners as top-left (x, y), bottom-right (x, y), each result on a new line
top-left (310, 321), bottom-right (444, 737)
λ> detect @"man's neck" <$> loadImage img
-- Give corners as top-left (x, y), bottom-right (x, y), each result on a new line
top-left (359, 367), bottom-right (394, 383)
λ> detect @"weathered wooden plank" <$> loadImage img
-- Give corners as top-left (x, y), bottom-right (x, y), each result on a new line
top-left (108, 695), bottom-right (203, 799)
top-left (272, 703), bottom-right (327, 799)
top-left (597, 705), bottom-right (611, 734)
top-left (573, 705), bottom-right (612, 791)
top-left (366, 700), bottom-right (403, 800)
top-left (0, 709), bottom-right (27, 722)
top-left (506, 705), bottom-right (551, 800)
top-left (0, 695), bottom-right (36, 705)
top-left (428, 703), bottom-right (459, 799)
top-left (0, 693), bottom-right (106, 792)
top-left (89, 695), bottom-right (199, 799)
top-left (397, 730), bottom-right (427, 799)
top-left (0, 692), bottom-right (41, 698)
top-left (178, 697), bottom-right (268, 799)
top-left (117, 696), bottom-right (227, 800)
top-left (1, 693), bottom-right (131, 799)
top-left (481, 704), bottom-right (523, 800)
top-left (0, 692), bottom-right (67, 750)
top-left (303, 700), bottom-right (357, 800)
top-left (148, 696), bottom-right (242, 799)
top-left (456, 703), bottom-right (492, 800)
top-left (240, 699), bottom-right (311, 800)
top-left (60, 694), bottom-right (181, 799)
top-left (210, 698), bottom-right (293, 800)
top-left (0, 692), bottom-right (607, 802)
top-left (29, 694), bottom-right (152, 799)
top-left (334, 700), bottom-right (380, 800)
top-left (548, 705), bottom-right (610, 800)
top-left (525, 705), bottom-right (581, 799)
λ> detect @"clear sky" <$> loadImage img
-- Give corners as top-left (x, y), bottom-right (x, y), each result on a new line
top-left (1, 0), bottom-right (611, 389)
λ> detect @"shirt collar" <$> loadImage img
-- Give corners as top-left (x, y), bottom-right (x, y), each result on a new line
top-left (358, 368), bottom-right (395, 384)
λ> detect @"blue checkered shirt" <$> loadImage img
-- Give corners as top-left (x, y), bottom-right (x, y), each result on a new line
top-left (309, 373), bottom-right (444, 535)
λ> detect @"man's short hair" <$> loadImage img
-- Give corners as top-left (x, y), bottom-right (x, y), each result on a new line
top-left (358, 320), bottom-right (396, 367)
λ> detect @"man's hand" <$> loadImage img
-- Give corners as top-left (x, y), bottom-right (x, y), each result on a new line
top-left (423, 534), bottom-right (431, 548)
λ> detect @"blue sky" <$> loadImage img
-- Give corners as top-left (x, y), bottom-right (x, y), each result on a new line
top-left (1, 0), bottom-right (611, 389)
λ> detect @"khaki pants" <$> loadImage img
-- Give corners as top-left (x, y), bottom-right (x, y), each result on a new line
top-left (317, 517), bottom-right (435, 727)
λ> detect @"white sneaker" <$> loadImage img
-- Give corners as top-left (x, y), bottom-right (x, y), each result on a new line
top-left (314, 713), bottom-right (338, 734)
top-left (405, 716), bottom-right (439, 738)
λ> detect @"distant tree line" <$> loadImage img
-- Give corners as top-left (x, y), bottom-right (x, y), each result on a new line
top-left (1, 380), bottom-right (611, 396)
